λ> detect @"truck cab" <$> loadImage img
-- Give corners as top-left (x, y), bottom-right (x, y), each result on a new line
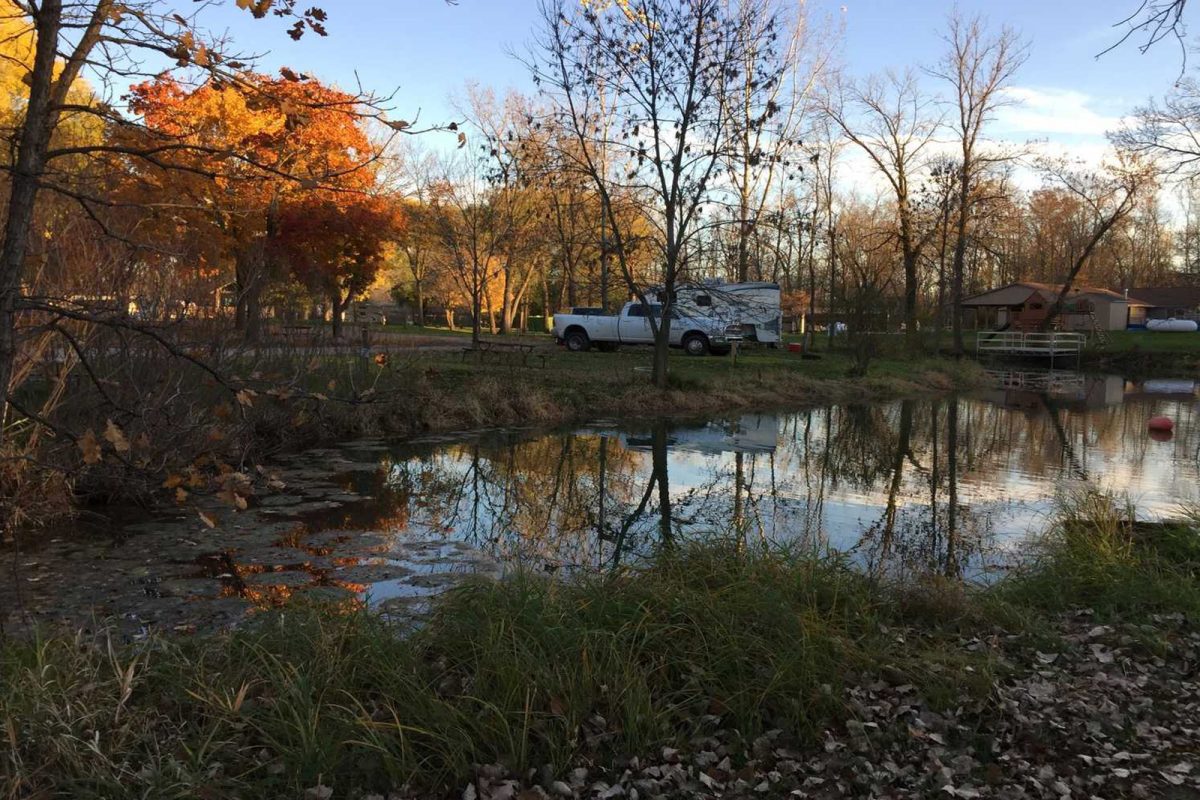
top-left (551, 301), bottom-right (737, 355)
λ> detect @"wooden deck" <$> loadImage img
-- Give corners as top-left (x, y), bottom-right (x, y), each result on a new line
top-left (976, 331), bottom-right (1086, 361)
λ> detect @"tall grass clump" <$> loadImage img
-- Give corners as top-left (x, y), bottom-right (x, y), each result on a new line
top-left (0, 543), bottom-right (998, 799)
top-left (998, 491), bottom-right (1200, 620)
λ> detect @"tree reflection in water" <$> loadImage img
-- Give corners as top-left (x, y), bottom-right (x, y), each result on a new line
top-left (304, 375), bottom-right (1200, 578)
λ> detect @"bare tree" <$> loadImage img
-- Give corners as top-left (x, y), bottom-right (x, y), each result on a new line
top-left (1036, 151), bottom-right (1155, 329)
top-left (719, 0), bottom-right (832, 282)
top-left (529, 0), bottom-right (788, 387)
top-left (805, 117), bottom-right (844, 349)
top-left (930, 10), bottom-right (1028, 354)
top-left (824, 69), bottom-right (941, 349)
top-left (462, 87), bottom-right (547, 335)
top-left (1114, 74), bottom-right (1200, 175)
top-left (429, 151), bottom-right (510, 347)
top-left (389, 141), bottom-right (441, 326)
top-left (1101, 0), bottom-right (1189, 62)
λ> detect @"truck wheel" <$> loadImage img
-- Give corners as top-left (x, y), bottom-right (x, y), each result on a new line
top-left (565, 330), bottom-right (590, 352)
top-left (683, 333), bottom-right (710, 356)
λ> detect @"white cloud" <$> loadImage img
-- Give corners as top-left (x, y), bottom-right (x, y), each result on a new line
top-left (995, 86), bottom-right (1128, 139)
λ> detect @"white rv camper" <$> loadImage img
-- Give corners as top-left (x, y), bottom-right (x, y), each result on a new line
top-left (672, 282), bottom-right (783, 346)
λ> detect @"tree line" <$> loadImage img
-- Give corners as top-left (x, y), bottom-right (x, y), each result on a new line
top-left (1, 0), bottom-right (1197, 406)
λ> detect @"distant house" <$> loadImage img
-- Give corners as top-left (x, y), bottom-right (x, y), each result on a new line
top-left (1124, 286), bottom-right (1200, 324)
top-left (961, 281), bottom-right (1147, 332)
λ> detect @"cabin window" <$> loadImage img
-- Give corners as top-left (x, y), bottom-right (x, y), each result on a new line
top-left (695, 294), bottom-right (712, 307)
top-left (1028, 302), bottom-right (1044, 310)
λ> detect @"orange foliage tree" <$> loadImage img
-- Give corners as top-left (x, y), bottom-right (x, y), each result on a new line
top-left (120, 70), bottom-right (378, 338)
top-left (274, 197), bottom-right (401, 339)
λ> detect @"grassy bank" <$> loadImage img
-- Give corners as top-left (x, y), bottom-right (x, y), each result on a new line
top-left (4, 500), bottom-right (1198, 799)
top-left (9, 342), bottom-right (985, 524)
top-left (244, 345), bottom-right (987, 445)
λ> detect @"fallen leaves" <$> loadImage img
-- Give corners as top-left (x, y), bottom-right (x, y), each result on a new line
top-left (103, 419), bottom-right (130, 452)
top-left (378, 611), bottom-right (1200, 800)
top-left (78, 429), bottom-right (102, 464)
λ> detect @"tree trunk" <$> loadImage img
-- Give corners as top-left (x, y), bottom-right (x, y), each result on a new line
top-left (881, 400), bottom-right (913, 554)
top-left (945, 397), bottom-right (959, 577)
top-left (0, 0), bottom-right (63, 434)
top-left (244, 282), bottom-right (264, 342)
top-left (471, 270), bottom-right (482, 347)
top-left (827, 222), bottom-right (837, 348)
top-left (652, 422), bottom-right (672, 548)
top-left (500, 266), bottom-right (513, 335)
top-left (903, 251), bottom-right (920, 351)
top-left (330, 292), bottom-right (343, 340)
top-left (935, 198), bottom-right (951, 346)
top-left (950, 174), bottom-right (970, 355)
top-left (414, 280), bottom-right (424, 327)
top-left (598, 210), bottom-right (607, 311)
top-left (652, 313), bottom-right (671, 389)
top-left (1040, 210), bottom-right (1127, 331)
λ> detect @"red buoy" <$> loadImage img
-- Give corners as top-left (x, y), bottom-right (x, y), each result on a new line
top-left (1148, 416), bottom-right (1175, 432)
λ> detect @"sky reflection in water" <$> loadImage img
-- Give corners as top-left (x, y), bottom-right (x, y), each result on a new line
top-left (311, 373), bottom-right (1200, 580)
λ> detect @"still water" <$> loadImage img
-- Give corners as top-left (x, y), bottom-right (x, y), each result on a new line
top-left (4, 372), bottom-right (1198, 633)
top-left (326, 372), bottom-right (1200, 579)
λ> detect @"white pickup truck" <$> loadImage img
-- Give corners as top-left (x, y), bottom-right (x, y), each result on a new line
top-left (551, 301), bottom-right (738, 356)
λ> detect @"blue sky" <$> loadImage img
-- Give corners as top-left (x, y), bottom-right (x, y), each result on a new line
top-left (182, 0), bottom-right (1185, 176)
top-left (194, 0), bottom-right (1184, 161)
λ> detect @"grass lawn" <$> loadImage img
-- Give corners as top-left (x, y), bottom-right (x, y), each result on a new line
top-left (1093, 329), bottom-right (1200, 353)
top-left (4, 502), bottom-right (1197, 799)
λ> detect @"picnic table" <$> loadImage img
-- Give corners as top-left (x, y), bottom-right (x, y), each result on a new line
top-left (460, 338), bottom-right (550, 367)
top-left (278, 324), bottom-right (325, 345)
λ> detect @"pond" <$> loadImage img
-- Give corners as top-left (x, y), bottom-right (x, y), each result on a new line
top-left (3, 371), bottom-right (1198, 636)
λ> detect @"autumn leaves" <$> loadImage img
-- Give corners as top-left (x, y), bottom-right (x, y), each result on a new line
top-left (120, 69), bottom-right (403, 339)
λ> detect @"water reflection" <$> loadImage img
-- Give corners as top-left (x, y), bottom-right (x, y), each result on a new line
top-left (301, 373), bottom-right (1199, 580)
top-left (7, 372), bottom-right (1198, 635)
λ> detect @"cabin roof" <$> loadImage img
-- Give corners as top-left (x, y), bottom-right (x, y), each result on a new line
top-left (962, 281), bottom-right (1147, 307)
top-left (1126, 286), bottom-right (1200, 309)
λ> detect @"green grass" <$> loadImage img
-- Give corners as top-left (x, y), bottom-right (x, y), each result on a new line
top-left (998, 492), bottom-right (1200, 621)
top-left (0, 544), bottom-right (996, 799)
top-left (1091, 329), bottom-right (1200, 353)
top-left (378, 322), bottom-right (474, 337)
top-left (4, 506), bottom-right (1199, 798)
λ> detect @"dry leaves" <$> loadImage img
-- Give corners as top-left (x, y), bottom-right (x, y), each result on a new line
top-left (385, 612), bottom-right (1200, 800)
top-left (78, 429), bottom-right (102, 464)
top-left (103, 419), bottom-right (130, 455)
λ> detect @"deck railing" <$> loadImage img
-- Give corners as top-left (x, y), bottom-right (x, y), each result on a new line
top-left (985, 369), bottom-right (1087, 394)
top-left (976, 331), bottom-right (1086, 357)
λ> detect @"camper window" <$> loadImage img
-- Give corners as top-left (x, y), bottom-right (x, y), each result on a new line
top-left (628, 304), bottom-right (664, 318)
top-left (694, 294), bottom-right (712, 307)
